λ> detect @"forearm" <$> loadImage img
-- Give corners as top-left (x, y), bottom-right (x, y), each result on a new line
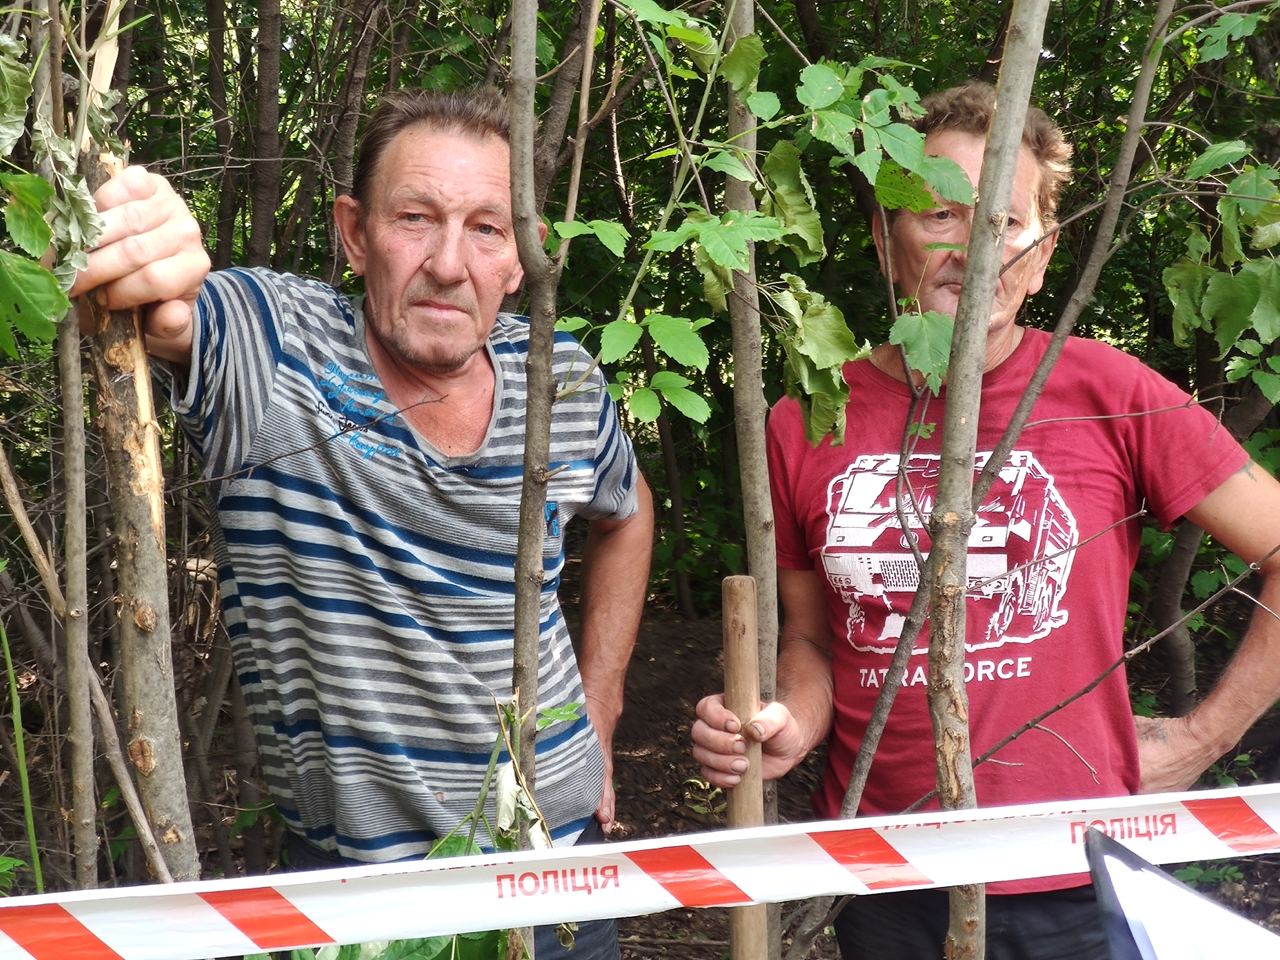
top-left (576, 477), bottom-right (655, 743)
top-left (1187, 570), bottom-right (1280, 759)
top-left (776, 630), bottom-right (836, 759)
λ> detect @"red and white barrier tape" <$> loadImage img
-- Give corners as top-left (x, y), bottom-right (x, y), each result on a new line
top-left (2, 783), bottom-right (1279, 960)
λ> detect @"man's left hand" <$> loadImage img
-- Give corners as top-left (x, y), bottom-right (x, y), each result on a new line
top-left (1135, 714), bottom-right (1218, 793)
top-left (585, 694), bottom-right (617, 833)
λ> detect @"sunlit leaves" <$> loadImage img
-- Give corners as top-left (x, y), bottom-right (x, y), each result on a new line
top-left (761, 141), bottom-right (825, 265)
top-left (877, 122), bottom-right (924, 170)
top-left (919, 155), bottom-right (974, 205)
top-left (796, 63), bottom-right (844, 110)
top-left (1197, 12), bottom-right (1263, 61)
top-left (889, 309), bottom-right (953, 393)
top-left (775, 274), bottom-right (864, 444)
top-left (874, 159), bottom-right (934, 212)
top-left (0, 250), bottom-right (67, 357)
top-left (0, 36), bottom-right (29, 158)
top-left (553, 218), bottom-right (630, 257)
top-left (614, 0), bottom-right (683, 27)
top-left (1227, 167), bottom-right (1280, 219)
top-left (600, 319), bottom-right (644, 363)
top-left (645, 208), bottom-right (784, 273)
top-left (1163, 261), bottom-right (1214, 346)
top-left (701, 149), bottom-right (754, 183)
top-left (1204, 269), bottom-right (1260, 356)
top-left (647, 314), bottom-right (709, 369)
top-left (1186, 140), bottom-right (1248, 180)
top-left (1, 173), bottom-right (54, 257)
top-left (650, 370), bottom-right (710, 422)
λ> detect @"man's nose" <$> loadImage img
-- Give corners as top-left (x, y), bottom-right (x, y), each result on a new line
top-left (423, 225), bottom-right (467, 283)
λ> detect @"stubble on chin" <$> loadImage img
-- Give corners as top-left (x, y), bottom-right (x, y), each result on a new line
top-left (370, 309), bottom-right (482, 375)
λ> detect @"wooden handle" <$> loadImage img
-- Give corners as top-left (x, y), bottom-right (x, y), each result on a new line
top-left (722, 575), bottom-right (768, 958)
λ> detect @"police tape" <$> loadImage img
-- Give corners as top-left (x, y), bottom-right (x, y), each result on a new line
top-left (3, 783), bottom-right (1279, 960)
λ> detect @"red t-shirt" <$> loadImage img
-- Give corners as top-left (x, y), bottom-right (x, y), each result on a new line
top-left (768, 327), bottom-right (1247, 892)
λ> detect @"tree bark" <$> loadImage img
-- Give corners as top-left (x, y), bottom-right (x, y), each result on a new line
top-left (247, 0), bottom-right (283, 266)
top-left (724, 6), bottom-right (781, 955)
top-left (207, 0), bottom-right (240, 270)
top-left (324, 0), bottom-right (383, 283)
top-left (927, 3), bottom-right (1051, 956)
top-left (80, 164), bottom-right (200, 878)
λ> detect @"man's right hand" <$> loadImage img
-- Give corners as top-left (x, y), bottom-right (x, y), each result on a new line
top-left (690, 694), bottom-right (811, 788)
top-left (70, 166), bottom-right (210, 364)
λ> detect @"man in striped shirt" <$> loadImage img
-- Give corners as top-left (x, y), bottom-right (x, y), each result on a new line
top-left (75, 87), bottom-right (653, 958)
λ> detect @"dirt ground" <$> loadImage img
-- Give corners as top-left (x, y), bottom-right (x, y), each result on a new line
top-left (606, 609), bottom-right (1280, 958)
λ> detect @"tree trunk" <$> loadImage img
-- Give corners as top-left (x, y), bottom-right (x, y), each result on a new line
top-left (724, 5), bottom-right (781, 954)
top-left (324, 0), bottom-right (383, 283)
top-left (80, 181), bottom-right (200, 879)
top-left (207, 0), bottom-right (240, 270)
top-left (247, 0), bottom-right (282, 266)
top-left (927, 3), bottom-right (1051, 956)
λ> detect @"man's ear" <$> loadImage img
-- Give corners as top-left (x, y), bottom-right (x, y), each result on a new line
top-left (333, 195), bottom-right (367, 275)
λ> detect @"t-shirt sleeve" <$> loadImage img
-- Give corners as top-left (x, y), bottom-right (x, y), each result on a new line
top-left (151, 268), bottom-right (286, 487)
top-left (579, 382), bottom-right (640, 522)
top-left (767, 397), bottom-right (813, 570)
top-left (1123, 357), bottom-right (1249, 527)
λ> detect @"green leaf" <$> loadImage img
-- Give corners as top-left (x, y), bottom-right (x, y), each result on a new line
top-left (919, 155), bottom-right (974, 205)
top-left (659, 385), bottom-right (711, 422)
top-left (779, 274), bottom-right (860, 368)
top-left (852, 147), bottom-right (881, 187)
top-left (1163, 261), bottom-right (1214, 346)
top-left (600, 319), bottom-right (644, 363)
top-left (1186, 140), bottom-right (1248, 180)
top-left (783, 349), bottom-right (848, 445)
top-left (646, 313), bottom-right (710, 369)
top-left (811, 109), bottom-right (856, 155)
top-left (762, 141), bottom-right (825, 264)
top-left (888, 309), bottom-right (954, 392)
top-left (694, 245), bottom-right (730, 313)
top-left (1227, 167), bottom-right (1280, 219)
top-left (0, 249), bottom-right (68, 354)
top-left (0, 35), bottom-right (31, 158)
top-left (628, 387), bottom-right (661, 422)
top-left (746, 91), bottom-right (780, 121)
top-left (1203, 269), bottom-right (1261, 356)
top-left (585, 219), bottom-right (629, 257)
top-left (1198, 12), bottom-right (1262, 61)
top-left (666, 24), bottom-right (712, 46)
top-left (555, 315), bottom-right (589, 333)
top-left (615, 0), bottom-right (684, 27)
top-left (878, 123), bottom-right (925, 172)
top-left (721, 34), bottom-right (764, 93)
top-left (643, 219), bottom-right (699, 253)
top-left (427, 834), bottom-right (483, 859)
top-left (554, 219), bottom-right (629, 257)
top-left (796, 63), bottom-right (844, 110)
top-left (1252, 371), bottom-right (1280, 404)
top-left (1, 173), bottom-right (54, 257)
top-left (537, 702), bottom-right (581, 730)
top-left (1251, 201), bottom-right (1280, 251)
top-left (1184, 224), bottom-right (1211, 261)
top-left (1242, 259), bottom-right (1280, 344)
top-left (874, 159), bottom-right (934, 213)
top-left (861, 87), bottom-right (891, 127)
top-left (702, 149), bottom-right (755, 183)
top-left (694, 211), bottom-right (784, 272)
top-left (650, 370), bottom-right (691, 390)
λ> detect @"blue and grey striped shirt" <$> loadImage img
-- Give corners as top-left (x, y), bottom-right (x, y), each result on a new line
top-left (158, 267), bottom-right (638, 861)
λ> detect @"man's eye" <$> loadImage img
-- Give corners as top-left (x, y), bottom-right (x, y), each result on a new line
top-left (475, 223), bottom-right (499, 236)
top-left (403, 212), bottom-right (428, 223)
top-left (931, 209), bottom-right (952, 221)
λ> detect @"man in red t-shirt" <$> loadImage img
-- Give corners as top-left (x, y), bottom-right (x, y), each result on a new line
top-left (691, 81), bottom-right (1280, 958)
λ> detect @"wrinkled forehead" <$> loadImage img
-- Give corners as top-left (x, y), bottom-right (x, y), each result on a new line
top-left (374, 126), bottom-right (514, 205)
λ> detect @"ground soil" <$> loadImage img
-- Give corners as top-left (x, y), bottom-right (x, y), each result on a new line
top-left (606, 610), bottom-right (1280, 959)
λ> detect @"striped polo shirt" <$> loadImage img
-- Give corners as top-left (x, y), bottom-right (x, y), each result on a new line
top-left (158, 267), bottom-right (638, 861)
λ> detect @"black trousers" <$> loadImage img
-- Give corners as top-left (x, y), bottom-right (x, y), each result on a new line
top-left (834, 885), bottom-right (1110, 960)
top-left (280, 820), bottom-right (619, 960)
